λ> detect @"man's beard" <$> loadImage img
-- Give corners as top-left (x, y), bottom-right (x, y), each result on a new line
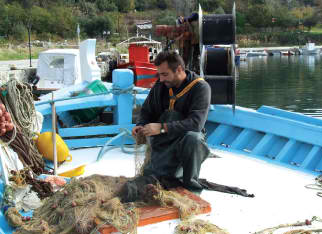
top-left (164, 81), bottom-right (174, 88)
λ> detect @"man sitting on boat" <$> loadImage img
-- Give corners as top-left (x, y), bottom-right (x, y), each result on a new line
top-left (117, 51), bottom-right (211, 202)
top-left (132, 51), bottom-right (211, 194)
top-left (120, 52), bottom-right (254, 202)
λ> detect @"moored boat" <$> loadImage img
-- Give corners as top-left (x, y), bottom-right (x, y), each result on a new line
top-left (116, 36), bottom-right (162, 88)
top-left (301, 42), bottom-right (320, 55)
top-left (0, 67), bottom-right (322, 234)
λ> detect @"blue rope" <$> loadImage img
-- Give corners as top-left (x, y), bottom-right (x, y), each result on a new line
top-left (96, 128), bottom-right (145, 161)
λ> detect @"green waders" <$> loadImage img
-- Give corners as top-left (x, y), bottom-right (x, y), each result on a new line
top-left (143, 110), bottom-right (210, 192)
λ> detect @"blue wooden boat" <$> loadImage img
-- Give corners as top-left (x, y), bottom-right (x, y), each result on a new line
top-left (1, 5), bottom-right (322, 233)
top-left (0, 68), bottom-right (322, 233)
top-left (33, 68), bottom-right (322, 177)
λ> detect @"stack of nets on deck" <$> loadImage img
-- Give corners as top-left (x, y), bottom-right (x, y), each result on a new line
top-left (175, 219), bottom-right (229, 234)
top-left (13, 174), bottom-right (204, 234)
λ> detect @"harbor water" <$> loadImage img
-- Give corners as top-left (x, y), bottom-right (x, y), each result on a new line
top-left (0, 55), bottom-right (322, 119)
top-left (237, 54), bottom-right (322, 119)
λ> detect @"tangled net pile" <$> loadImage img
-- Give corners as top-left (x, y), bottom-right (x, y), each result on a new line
top-left (12, 173), bottom-right (205, 234)
top-left (175, 219), bottom-right (229, 234)
top-left (14, 175), bottom-right (133, 234)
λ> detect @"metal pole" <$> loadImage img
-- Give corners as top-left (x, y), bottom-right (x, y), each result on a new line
top-left (28, 23), bottom-right (32, 67)
top-left (51, 93), bottom-right (58, 175)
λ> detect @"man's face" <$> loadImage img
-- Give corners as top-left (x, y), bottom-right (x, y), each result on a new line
top-left (157, 61), bottom-right (181, 88)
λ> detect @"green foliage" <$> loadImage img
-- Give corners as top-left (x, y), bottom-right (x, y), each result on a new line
top-left (96, 0), bottom-right (117, 12)
top-left (30, 6), bottom-right (51, 35)
top-left (116, 0), bottom-right (135, 13)
top-left (135, 0), bottom-right (157, 11)
top-left (156, 0), bottom-right (169, 10)
top-left (154, 10), bottom-right (176, 25)
top-left (303, 14), bottom-right (319, 31)
top-left (214, 6), bottom-right (225, 14)
top-left (246, 4), bottom-right (272, 28)
top-left (49, 6), bottom-right (77, 38)
top-left (199, 0), bottom-right (224, 12)
top-left (81, 14), bottom-right (113, 38)
top-left (0, 1), bottom-right (9, 37)
top-left (79, 1), bottom-right (97, 16)
top-left (1, 0), bottom-right (322, 46)
top-left (11, 23), bottom-right (27, 41)
top-left (236, 12), bottom-right (247, 33)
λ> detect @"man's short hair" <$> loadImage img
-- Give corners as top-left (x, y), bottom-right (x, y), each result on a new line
top-left (154, 51), bottom-right (185, 72)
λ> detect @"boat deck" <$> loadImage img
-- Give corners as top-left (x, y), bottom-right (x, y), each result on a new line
top-left (55, 146), bottom-right (322, 233)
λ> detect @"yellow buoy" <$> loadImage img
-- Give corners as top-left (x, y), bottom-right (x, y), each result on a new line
top-left (36, 132), bottom-right (72, 163)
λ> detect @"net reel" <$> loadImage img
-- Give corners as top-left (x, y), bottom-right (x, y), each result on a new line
top-left (199, 4), bottom-right (237, 111)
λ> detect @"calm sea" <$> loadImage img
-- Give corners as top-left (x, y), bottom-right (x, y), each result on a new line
top-left (237, 55), bottom-right (322, 119)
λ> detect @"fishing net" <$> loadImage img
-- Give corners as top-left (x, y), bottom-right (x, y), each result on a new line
top-left (142, 184), bottom-right (201, 219)
top-left (174, 219), bottom-right (230, 234)
top-left (14, 174), bottom-right (133, 234)
top-left (134, 131), bottom-right (151, 177)
top-left (13, 173), bottom-right (208, 234)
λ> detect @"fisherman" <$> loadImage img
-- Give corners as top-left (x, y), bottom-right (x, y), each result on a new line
top-left (175, 12), bottom-right (200, 73)
top-left (120, 51), bottom-right (254, 203)
top-left (132, 51), bottom-right (211, 193)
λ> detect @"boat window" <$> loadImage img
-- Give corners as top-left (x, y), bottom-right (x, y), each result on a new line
top-left (49, 56), bottom-right (64, 69)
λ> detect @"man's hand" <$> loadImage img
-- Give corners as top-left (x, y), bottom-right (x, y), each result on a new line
top-left (142, 123), bottom-right (162, 136)
top-left (132, 126), bottom-right (143, 136)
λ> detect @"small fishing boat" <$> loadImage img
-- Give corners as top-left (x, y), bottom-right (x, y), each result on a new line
top-left (1, 5), bottom-right (321, 234)
top-left (280, 50), bottom-right (295, 56)
top-left (1, 69), bottom-right (321, 233)
top-left (301, 42), bottom-right (320, 55)
top-left (246, 50), bottom-right (268, 57)
top-left (116, 36), bottom-right (162, 88)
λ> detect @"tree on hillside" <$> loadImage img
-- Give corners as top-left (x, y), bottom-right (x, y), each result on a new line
top-left (199, 0), bottom-right (225, 12)
top-left (157, 0), bottom-right (170, 10)
top-left (154, 10), bottom-right (176, 25)
top-left (302, 14), bottom-right (319, 31)
top-left (0, 0), bottom-right (10, 38)
top-left (314, 0), bottom-right (322, 20)
top-left (48, 6), bottom-right (77, 38)
top-left (135, 0), bottom-right (157, 11)
top-left (79, 1), bottom-right (97, 16)
top-left (291, 6), bottom-right (314, 27)
top-left (236, 12), bottom-right (247, 33)
top-left (246, 4), bottom-right (272, 29)
top-left (96, 0), bottom-right (117, 12)
top-left (172, 0), bottom-right (196, 16)
top-left (81, 14), bottom-right (113, 38)
top-left (273, 6), bottom-right (298, 29)
top-left (30, 6), bottom-right (51, 35)
top-left (5, 2), bottom-right (27, 40)
top-left (116, 0), bottom-right (135, 13)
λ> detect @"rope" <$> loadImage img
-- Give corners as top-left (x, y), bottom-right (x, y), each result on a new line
top-left (96, 128), bottom-right (144, 161)
top-left (2, 79), bottom-right (37, 139)
top-left (305, 175), bottom-right (322, 197)
top-left (0, 79), bottom-right (45, 175)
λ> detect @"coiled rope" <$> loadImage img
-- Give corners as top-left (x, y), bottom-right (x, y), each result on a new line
top-left (305, 175), bottom-right (322, 198)
top-left (0, 79), bottom-right (45, 175)
top-left (2, 79), bottom-right (37, 139)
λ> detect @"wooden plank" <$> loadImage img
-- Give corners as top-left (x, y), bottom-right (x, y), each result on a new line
top-left (98, 187), bottom-right (211, 234)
